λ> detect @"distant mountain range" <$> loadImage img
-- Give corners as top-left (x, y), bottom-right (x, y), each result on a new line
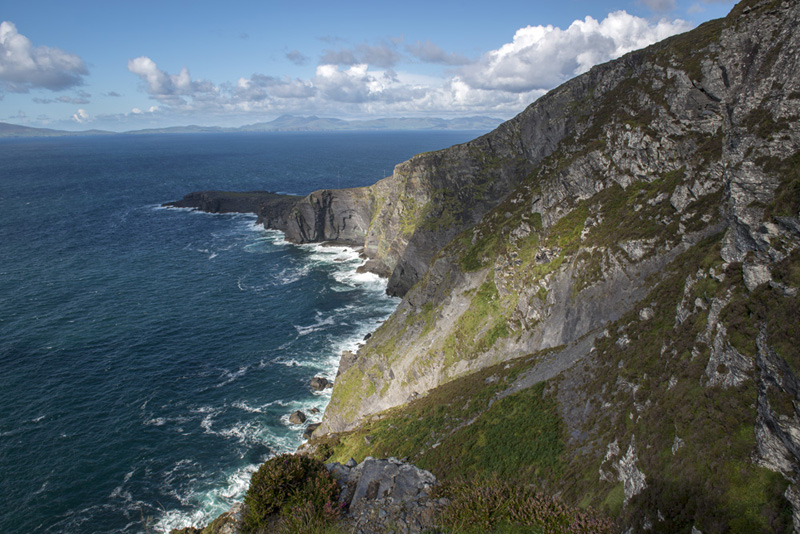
top-left (0, 122), bottom-right (115, 138)
top-left (0, 115), bottom-right (503, 138)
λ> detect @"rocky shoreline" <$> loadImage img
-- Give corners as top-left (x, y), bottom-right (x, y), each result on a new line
top-left (171, 457), bottom-right (442, 534)
top-left (165, 0), bottom-right (800, 531)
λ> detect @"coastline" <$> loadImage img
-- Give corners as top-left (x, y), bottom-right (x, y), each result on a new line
top-left (157, 209), bottom-right (399, 533)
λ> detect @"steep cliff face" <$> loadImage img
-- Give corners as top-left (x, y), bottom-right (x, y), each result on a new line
top-left (258, 187), bottom-right (375, 246)
top-left (311, 0), bottom-right (800, 530)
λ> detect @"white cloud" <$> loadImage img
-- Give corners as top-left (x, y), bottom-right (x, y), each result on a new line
top-left (460, 11), bottom-right (691, 93)
top-left (120, 10), bottom-right (693, 125)
top-left (0, 21), bottom-right (88, 92)
top-left (234, 74), bottom-right (316, 102)
top-left (127, 56), bottom-right (216, 105)
top-left (72, 108), bottom-right (89, 123)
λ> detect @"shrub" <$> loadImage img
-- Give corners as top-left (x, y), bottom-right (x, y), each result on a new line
top-left (242, 454), bottom-right (341, 533)
top-left (439, 475), bottom-right (614, 534)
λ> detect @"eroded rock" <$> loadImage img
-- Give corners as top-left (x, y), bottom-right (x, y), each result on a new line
top-left (326, 457), bottom-right (442, 534)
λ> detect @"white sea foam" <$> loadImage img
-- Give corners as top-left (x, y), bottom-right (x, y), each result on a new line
top-left (294, 314), bottom-right (336, 336)
top-left (155, 228), bottom-right (399, 534)
top-left (231, 401), bottom-right (263, 413)
top-left (153, 460), bottom-right (265, 533)
top-left (215, 366), bottom-right (249, 388)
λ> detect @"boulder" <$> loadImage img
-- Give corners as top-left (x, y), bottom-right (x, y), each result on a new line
top-left (310, 376), bottom-right (331, 391)
top-left (289, 410), bottom-right (306, 424)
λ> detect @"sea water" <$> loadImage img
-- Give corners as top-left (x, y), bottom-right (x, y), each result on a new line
top-left (0, 131), bottom-right (480, 533)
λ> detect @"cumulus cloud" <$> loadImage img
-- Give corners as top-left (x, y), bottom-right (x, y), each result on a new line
top-left (460, 11), bottom-right (691, 93)
top-left (121, 10), bottom-right (693, 124)
top-left (127, 56), bottom-right (216, 104)
top-left (406, 40), bottom-right (471, 66)
top-left (0, 21), bottom-right (88, 92)
top-left (72, 108), bottom-right (89, 123)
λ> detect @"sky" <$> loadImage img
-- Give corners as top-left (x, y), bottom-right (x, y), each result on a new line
top-left (0, 0), bottom-right (736, 131)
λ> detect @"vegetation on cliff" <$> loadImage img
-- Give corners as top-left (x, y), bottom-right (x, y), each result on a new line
top-left (308, 0), bottom-right (800, 531)
top-left (173, 0), bottom-right (800, 531)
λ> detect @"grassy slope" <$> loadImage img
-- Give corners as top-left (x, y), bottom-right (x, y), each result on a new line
top-left (307, 1), bottom-right (800, 531)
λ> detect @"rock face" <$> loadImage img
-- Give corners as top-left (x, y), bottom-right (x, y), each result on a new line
top-left (306, 0), bottom-right (800, 530)
top-left (163, 190), bottom-right (297, 215)
top-left (326, 457), bottom-right (442, 534)
top-left (173, 1), bottom-right (800, 531)
top-left (303, 422), bottom-right (321, 440)
top-left (320, 0), bottom-right (800, 434)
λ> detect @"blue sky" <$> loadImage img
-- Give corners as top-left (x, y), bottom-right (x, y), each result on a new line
top-left (1, 0), bottom-right (735, 131)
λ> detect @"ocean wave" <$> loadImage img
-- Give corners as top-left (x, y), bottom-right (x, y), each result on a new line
top-left (152, 462), bottom-right (261, 534)
top-left (153, 227), bottom-right (399, 534)
top-left (143, 415), bottom-right (191, 427)
top-left (294, 313), bottom-right (335, 336)
top-left (214, 365), bottom-right (249, 388)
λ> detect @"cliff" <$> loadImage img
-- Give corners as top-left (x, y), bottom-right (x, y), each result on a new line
top-left (171, 0), bottom-right (800, 531)
top-left (315, 0), bottom-right (800, 530)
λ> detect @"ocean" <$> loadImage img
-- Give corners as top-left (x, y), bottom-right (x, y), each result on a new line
top-left (0, 130), bottom-right (480, 533)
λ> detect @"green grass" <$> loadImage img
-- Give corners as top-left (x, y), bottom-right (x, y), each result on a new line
top-left (314, 354), bottom-right (562, 483)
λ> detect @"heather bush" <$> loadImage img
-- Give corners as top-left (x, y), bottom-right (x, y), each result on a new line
top-left (440, 475), bottom-right (614, 534)
top-left (242, 454), bottom-right (341, 533)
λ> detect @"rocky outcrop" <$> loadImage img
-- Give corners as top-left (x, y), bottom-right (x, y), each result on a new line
top-left (319, 0), bottom-right (800, 439)
top-left (326, 457), bottom-right (442, 534)
top-left (259, 187), bottom-right (375, 246)
top-left (163, 190), bottom-right (297, 215)
top-left (310, 376), bottom-right (333, 391)
top-left (173, 1), bottom-right (800, 531)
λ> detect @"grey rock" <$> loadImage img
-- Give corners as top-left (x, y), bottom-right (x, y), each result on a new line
top-left (672, 435), bottom-right (685, 455)
top-left (337, 351), bottom-right (358, 377)
top-left (670, 184), bottom-right (693, 213)
top-left (310, 376), bottom-right (330, 391)
top-left (618, 436), bottom-right (648, 504)
top-left (743, 262), bottom-right (772, 291)
top-left (288, 410), bottom-right (306, 424)
top-left (599, 436), bottom-right (647, 504)
top-left (704, 324), bottom-right (752, 388)
top-left (303, 423), bottom-right (321, 440)
top-left (754, 328), bottom-right (800, 480)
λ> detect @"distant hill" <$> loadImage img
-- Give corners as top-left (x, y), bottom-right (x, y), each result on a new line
top-left (0, 116), bottom-right (503, 139)
top-left (0, 122), bottom-right (113, 138)
top-left (239, 115), bottom-right (504, 132)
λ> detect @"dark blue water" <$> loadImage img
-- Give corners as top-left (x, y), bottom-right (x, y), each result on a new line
top-left (0, 131), bottom-right (480, 533)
